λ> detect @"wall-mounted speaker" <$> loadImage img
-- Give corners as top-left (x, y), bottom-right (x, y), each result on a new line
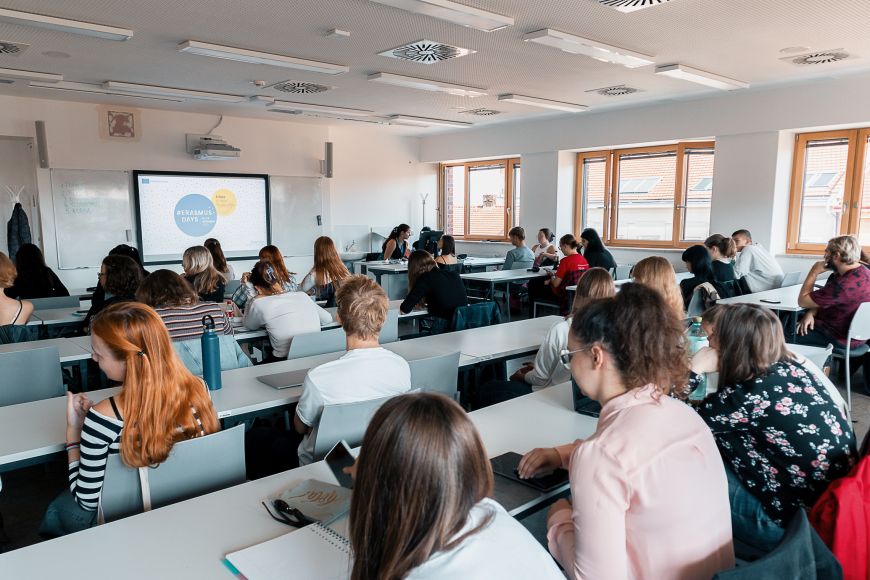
top-left (35, 120), bottom-right (49, 168)
top-left (323, 141), bottom-right (333, 178)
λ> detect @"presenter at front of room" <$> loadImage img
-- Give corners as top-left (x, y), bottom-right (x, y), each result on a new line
top-left (383, 224), bottom-right (412, 261)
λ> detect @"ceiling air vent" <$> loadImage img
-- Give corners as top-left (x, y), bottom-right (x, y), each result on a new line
top-left (587, 84), bottom-right (641, 97)
top-left (379, 40), bottom-right (474, 64)
top-left (782, 49), bottom-right (852, 66)
top-left (271, 81), bottom-right (331, 94)
top-left (460, 108), bottom-right (501, 116)
top-left (598, 0), bottom-right (671, 13)
top-left (0, 40), bottom-right (29, 55)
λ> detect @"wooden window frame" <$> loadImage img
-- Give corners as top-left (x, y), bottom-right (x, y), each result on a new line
top-left (438, 158), bottom-right (520, 242)
top-left (574, 141), bottom-right (715, 249)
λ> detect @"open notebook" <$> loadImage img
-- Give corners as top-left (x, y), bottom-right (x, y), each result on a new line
top-left (224, 517), bottom-right (351, 580)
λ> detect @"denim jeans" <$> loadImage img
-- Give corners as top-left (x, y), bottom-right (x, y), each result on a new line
top-left (794, 328), bottom-right (837, 349)
top-left (725, 466), bottom-right (785, 558)
top-left (39, 489), bottom-right (98, 538)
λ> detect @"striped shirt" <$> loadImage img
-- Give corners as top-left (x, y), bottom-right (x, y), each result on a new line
top-left (154, 303), bottom-right (234, 342)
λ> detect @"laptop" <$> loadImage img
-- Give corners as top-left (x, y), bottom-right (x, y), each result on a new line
top-left (256, 368), bottom-right (310, 390)
top-left (571, 378), bottom-right (602, 418)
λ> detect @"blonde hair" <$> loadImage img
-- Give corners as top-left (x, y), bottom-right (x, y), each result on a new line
top-left (312, 237), bottom-right (350, 287)
top-left (336, 275), bottom-right (388, 340)
top-left (571, 267), bottom-right (616, 315)
top-left (827, 235), bottom-right (861, 265)
top-left (182, 246), bottom-right (223, 295)
top-left (632, 256), bottom-right (685, 321)
top-left (0, 252), bottom-right (15, 289)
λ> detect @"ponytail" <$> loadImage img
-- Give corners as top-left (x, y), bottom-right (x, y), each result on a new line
top-left (704, 234), bottom-right (736, 259)
top-left (559, 234), bottom-right (580, 250)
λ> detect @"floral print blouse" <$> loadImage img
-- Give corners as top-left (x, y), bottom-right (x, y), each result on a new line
top-left (691, 360), bottom-right (856, 525)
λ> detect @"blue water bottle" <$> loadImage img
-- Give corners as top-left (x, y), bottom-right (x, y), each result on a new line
top-left (201, 315), bottom-right (222, 391)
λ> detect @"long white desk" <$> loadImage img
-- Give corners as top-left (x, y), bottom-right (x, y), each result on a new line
top-left (29, 307), bottom-right (86, 327)
top-left (0, 337), bottom-right (91, 364)
top-left (0, 383), bottom-right (595, 578)
top-left (460, 269), bottom-right (548, 322)
top-left (717, 285), bottom-right (804, 340)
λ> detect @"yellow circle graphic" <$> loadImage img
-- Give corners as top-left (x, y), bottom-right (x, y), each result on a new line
top-left (211, 188), bottom-right (237, 217)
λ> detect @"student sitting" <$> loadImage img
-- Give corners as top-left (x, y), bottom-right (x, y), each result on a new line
top-left (294, 276), bottom-right (411, 465)
top-left (244, 260), bottom-right (332, 361)
top-left (182, 245), bottom-right (226, 303)
top-left (474, 268), bottom-right (615, 408)
top-left (382, 223), bottom-right (412, 260)
top-left (531, 228), bottom-right (559, 266)
top-left (531, 234), bottom-right (589, 313)
top-left (205, 237), bottom-right (235, 281)
top-left (631, 256), bottom-right (686, 322)
top-left (88, 244), bottom-right (149, 316)
top-left (83, 255), bottom-right (143, 331)
top-left (347, 393), bottom-right (564, 580)
top-left (688, 303), bottom-right (856, 555)
top-left (732, 229), bottom-right (784, 291)
top-left (233, 245), bottom-right (298, 313)
top-left (580, 228), bottom-right (617, 272)
top-left (136, 269), bottom-right (233, 341)
top-left (4, 243), bottom-right (69, 299)
top-left (503, 226), bottom-right (535, 270)
top-left (680, 244), bottom-right (730, 309)
top-left (400, 250), bottom-right (468, 333)
top-left (518, 284), bottom-right (734, 578)
top-left (40, 302), bottom-right (219, 536)
top-left (434, 234), bottom-right (458, 267)
top-left (705, 233), bottom-right (738, 282)
top-left (797, 235), bottom-right (870, 348)
top-left (0, 251), bottom-right (34, 330)
top-left (300, 236), bottom-right (351, 307)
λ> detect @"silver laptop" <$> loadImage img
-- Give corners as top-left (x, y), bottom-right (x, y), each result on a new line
top-left (256, 368), bottom-right (310, 390)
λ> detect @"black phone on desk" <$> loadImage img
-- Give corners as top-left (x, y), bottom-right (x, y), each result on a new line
top-left (490, 452), bottom-right (569, 493)
top-left (325, 440), bottom-right (355, 489)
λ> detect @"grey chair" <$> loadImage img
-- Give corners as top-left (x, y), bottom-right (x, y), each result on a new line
top-left (615, 264), bottom-right (632, 280)
top-left (0, 346), bottom-right (64, 406)
top-left (30, 296), bottom-right (80, 310)
top-left (831, 302), bottom-right (870, 413)
top-left (286, 327), bottom-right (347, 359)
top-left (99, 424), bottom-right (246, 523)
top-left (686, 287), bottom-right (706, 318)
top-left (408, 352), bottom-right (461, 400)
top-left (780, 271), bottom-right (803, 287)
top-left (787, 343), bottom-right (833, 372)
top-left (311, 395), bottom-right (397, 461)
top-left (379, 309), bottom-right (399, 344)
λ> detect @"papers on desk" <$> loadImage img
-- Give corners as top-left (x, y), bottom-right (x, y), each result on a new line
top-left (274, 479), bottom-right (352, 525)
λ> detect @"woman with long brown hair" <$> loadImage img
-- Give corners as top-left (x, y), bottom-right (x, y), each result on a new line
top-left (348, 393), bottom-right (563, 580)
top-left (301, 236), bottom-right (350, 307)
top-left (204, 237), bottom-right (235, 281)
top-left (400, 250), bottom-right (467, 333)
top-left (519, 283), bottom-right (734, 578)
top-left (631, 256), bottom-right (685, 322)
top-left (182, 245), bottom-right (225, 303)
top-left (41, 302), bottom-right (219, 536)
top-left (232, 245), bottom-right (298, 313)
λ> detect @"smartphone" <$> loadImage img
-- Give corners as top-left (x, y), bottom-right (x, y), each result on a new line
top-left (760, 299), bottom-right (781, 304)
top-left (325, 440), bottom-right (355, 489)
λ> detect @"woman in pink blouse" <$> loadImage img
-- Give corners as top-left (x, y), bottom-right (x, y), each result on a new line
top-left (519, 283), bottom-right (734, 579)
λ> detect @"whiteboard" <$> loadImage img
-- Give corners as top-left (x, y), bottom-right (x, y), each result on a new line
top-left (269, 176), bottom-right (323, 257)
top-left (50, 169), bottom-right (133, 269)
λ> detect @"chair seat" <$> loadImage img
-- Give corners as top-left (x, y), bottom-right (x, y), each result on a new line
top-left (831, 342), bottom-right (870, 358)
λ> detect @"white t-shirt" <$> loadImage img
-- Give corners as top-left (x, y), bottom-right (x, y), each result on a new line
top-left (408, 498), bottom-right (564, 580)
top-left (524, 317), bottom-right (572, 390)
top-left (734, 244), bottom-right (784, 292)
top-left (243, 291), bottom-right (333, 358)
top-left (296, 347), bottom-right (411, 465)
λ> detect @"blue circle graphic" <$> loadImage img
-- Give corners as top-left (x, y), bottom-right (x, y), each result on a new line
top-left (174, 194), bottom-right (217, 237)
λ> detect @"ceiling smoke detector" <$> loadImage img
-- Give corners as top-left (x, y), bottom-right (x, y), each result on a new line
top-left (598, 0), bottom-right (671, 13)
top-left (379, 39), bottom-right (474, 64)
top-left (587, 84), bottom-right (641, 97)
top-left (271, 81), bottom-right (331, 94)
top-left (459, 108), bottom-right (501, 116)
top-left (783, 49), bottom-right (852, 66)
top-left (0, 40), bottom-right (28, 55)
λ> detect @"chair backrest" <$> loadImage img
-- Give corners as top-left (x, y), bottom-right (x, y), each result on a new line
top-left (172, 335), bottom-right (253, 376)
top-left (451, 301), bottom-right (501, 331)
top-left (781, 271), bottom-right (803, 287)
top-left (30, 296), bottom-right (79, 310)
top-left (408, 352), bottom-right (460, 399)
top-left (100, 424), bottom-right (246, 523)
top-left (379, 309), bottom-right (399, 344)
top-left (365, 252), bottom-right (382, 262)
top-left (0, 346), bottom-right (64, 406)
top-left (615, 264), bottom-right (632, 280)
top-left (224, 279), bottom-right (242, 296)
top-left (788, 343), bottom-right (833, 371)
top-left (848, 302), bottom-right (870, 343)
top-left (0, 323), bottom-right (39, 345)
top-left (286, 327), bottom-right (347, 359)
top-left (311, 395), bottom-right (396, 460)
top-left (687, 287), bottom-right (706, 318)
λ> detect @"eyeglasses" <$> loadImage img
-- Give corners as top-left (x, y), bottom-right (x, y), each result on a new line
top-left (262, 500), bottom-right (319, 528)
top-left (560, 346), bottom-right (592, 368)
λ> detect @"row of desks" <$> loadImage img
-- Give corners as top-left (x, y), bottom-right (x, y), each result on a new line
top-left (0, 381), bottom-right (595, 578)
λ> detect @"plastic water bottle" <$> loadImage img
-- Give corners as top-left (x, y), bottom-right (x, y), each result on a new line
top-left (687, 316), bottom-right (708, 403)
top-left (201, 315), bottom-right (222, 391)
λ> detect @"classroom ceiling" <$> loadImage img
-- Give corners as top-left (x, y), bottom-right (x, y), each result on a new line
top-left (0, 0), bottom-right (869, 135)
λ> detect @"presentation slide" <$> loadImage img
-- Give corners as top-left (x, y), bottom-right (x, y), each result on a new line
top-left (135, 171), bottom-right (269, 264)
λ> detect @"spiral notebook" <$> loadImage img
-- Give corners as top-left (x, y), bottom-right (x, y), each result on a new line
top-left (224, 518), bottom-right (351, 580)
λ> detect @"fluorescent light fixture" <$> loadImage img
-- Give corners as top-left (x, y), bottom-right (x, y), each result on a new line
top-left (29, 81), bottom-right (184, 102)
top-left (0, 8), bottom-right (133, 41)
top-left (0, 67), bottom-right (62, 82)
top-left (268, 100), bottom-right (373, 117)
top-left (522, 29), bottom-right (654, 69)
top-left (497, 94), bottom-right (587, 112)
top-left (104, 81), bottom-right (247, 102)
top-left (177, 40), bottom-right (348, 75)
top-left (367, 0), bottom-right (513, 32)
top-left (368, 72), bottom-right (486, 97)
top-left (655, 64), bottom-right (749, 90)
top-left (388, 115), bottom-right (472, 128)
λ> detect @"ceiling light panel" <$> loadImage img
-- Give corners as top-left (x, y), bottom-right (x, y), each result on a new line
top-left (177, 40), bottom-right (348, 75)
top-left (268, 100), bottom-right (374, 117)
top-left (0, 8), bottom-right (133, 41)
top-left (523, 29), bottom-right (654, 69)
top-left (655, 64), bottom-right (749, 90)
top-left (388, 115), bottom-right (472, 127)
top-left (497, 94), bottom-right (587, 112)
top-left (29, 81), bottom-right (185, 102)
top-left (367, 0), bottom-right (513, 32)
top-left (368, 72), bottom-right (486, 97)
top-left (379, 40), bottom-right (474, 64)
top-left (0, 67), bottom-right (62, 82)
top-left (104, 81), bottom-right (247, 102)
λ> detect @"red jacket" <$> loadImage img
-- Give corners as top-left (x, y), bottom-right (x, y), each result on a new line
top-left (810, 454), bottom-right (870, 580)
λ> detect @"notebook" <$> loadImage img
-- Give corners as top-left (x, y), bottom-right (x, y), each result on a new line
top-left (274, 479), bottom-right (352, 526)
top-left (224, 518), bottom-right (351, 580)
top-left (256, 368), bottom-right (310, 390)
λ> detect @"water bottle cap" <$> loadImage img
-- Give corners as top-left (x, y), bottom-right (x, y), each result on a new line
top-left (202, 314), bottom-right (216, 330)
top-left (692, 316), bottom-right (703, 324)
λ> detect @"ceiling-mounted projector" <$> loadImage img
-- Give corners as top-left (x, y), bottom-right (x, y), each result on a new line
top-left (185, 134), bottom-right (240, 160)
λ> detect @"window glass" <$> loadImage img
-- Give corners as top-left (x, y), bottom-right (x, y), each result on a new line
top-left (468, 163), bottom-right (507, 238)
top-left (582, 157), bottom-right (607, 234)
top-left (615, 152), bottom-right (676, 241)
top-left (797, 139), bottom-right (848, 245)
top-left (683, 149), bottom-right (715, 241)
top-left (443, 165), bottom-right (466, 238)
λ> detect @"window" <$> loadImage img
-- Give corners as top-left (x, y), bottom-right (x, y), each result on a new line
top-left (440, 158), bottom-right (519, 240)
top-left (574, 142), bottom-right (715, 248)
top-left (785, 129), bottom-right (870, 253)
